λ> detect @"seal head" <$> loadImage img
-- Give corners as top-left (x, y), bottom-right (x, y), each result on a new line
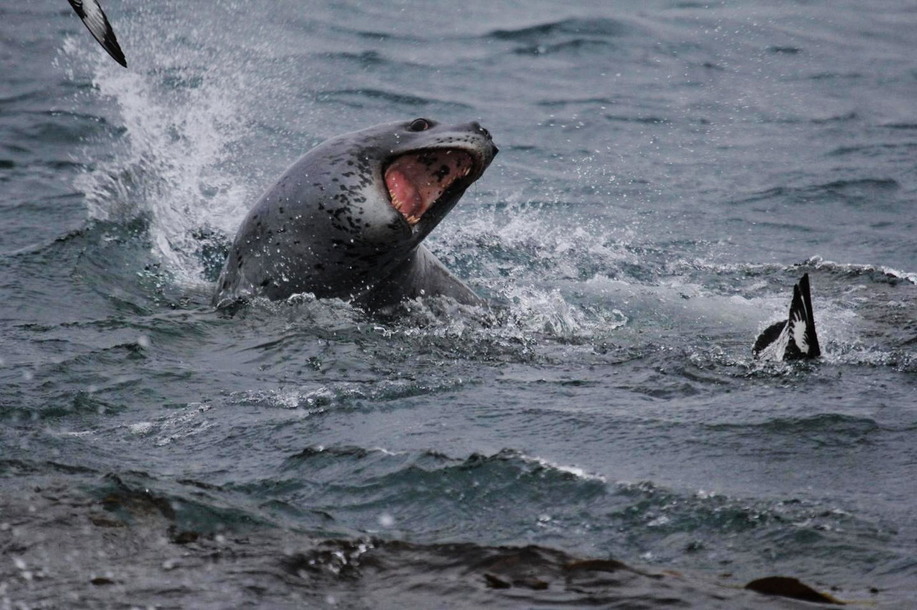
top-left (213, 118), bottom-right (497, 311)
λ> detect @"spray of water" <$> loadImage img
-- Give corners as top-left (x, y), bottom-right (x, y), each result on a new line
top-left (64, 6), bottom-right (265, 286)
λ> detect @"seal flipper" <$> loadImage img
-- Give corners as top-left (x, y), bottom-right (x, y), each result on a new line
top-left (753, 273), bottom-right (821, 361)
top-left (356, 245), bottom-right (484, 312)
top-left (67, 0), bottom-right (127, 68)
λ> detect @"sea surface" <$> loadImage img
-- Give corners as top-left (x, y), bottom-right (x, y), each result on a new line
top-left (1, 1), bottom-right (915, 607)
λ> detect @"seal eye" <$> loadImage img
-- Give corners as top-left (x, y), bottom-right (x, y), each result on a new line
top-left (408, 118), bottom-right (431, 132)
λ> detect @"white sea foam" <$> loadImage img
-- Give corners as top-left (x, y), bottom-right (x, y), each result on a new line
top-left (514, 451), bottom-right (606, 483)
top-left (807, 256), bottom-right (917, 285)
top-left (114, 402), bottom-right (216, 447)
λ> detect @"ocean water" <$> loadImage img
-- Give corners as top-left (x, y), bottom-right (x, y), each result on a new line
top-left (1, 1), bottom-right (915, 607)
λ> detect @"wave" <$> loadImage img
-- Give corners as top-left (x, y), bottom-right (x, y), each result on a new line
top-left (271, 446), bottom-right (608, 535)
top-left (283, 445), bottom-right (605, 484)
top-left (705, 413), bottom-right (881, 441)
top-left (317, 88), bottom-right (471, 110)
top-left (230, 375), bottom-right (470, 413)
top-left (609, 478), bottom-right (893, 579)
top-left (805, 256), bottom-right (916, 285)
top-left (487, 18), bottom-right (640, 42)
top-left (0, 476), bottom-right (857, 608)
top-left (735, 178), bottom-right (900, 206)
top-left (483, 17), bottom-right (650, 58)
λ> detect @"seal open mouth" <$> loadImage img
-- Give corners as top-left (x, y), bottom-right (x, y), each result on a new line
top-left (384, 149), bottom-right (477, 225)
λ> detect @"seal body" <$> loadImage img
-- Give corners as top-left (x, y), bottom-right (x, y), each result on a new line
top-left (213, 118), bottom-right (497, 310)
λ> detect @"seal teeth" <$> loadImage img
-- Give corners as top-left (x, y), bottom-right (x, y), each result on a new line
top-left (386, 149), bottom-right (477, 226)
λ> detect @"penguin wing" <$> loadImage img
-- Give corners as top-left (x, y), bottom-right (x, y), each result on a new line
top-left (785, 273), bottom-right (820, 359)
top-left (67, 0), bottom-right (127, 67)
top-left (753, 273), bottom-right (821, 361)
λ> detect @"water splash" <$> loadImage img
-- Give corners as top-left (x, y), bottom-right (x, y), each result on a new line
top-left (64, 8), bottom-right (262, 286)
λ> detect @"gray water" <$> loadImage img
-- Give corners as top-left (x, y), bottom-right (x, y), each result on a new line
top-left (1, 1), bottom-right (915, 607)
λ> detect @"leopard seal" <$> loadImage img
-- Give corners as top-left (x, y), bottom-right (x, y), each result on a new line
top-left (213, 118), bottom-right (498, 311)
